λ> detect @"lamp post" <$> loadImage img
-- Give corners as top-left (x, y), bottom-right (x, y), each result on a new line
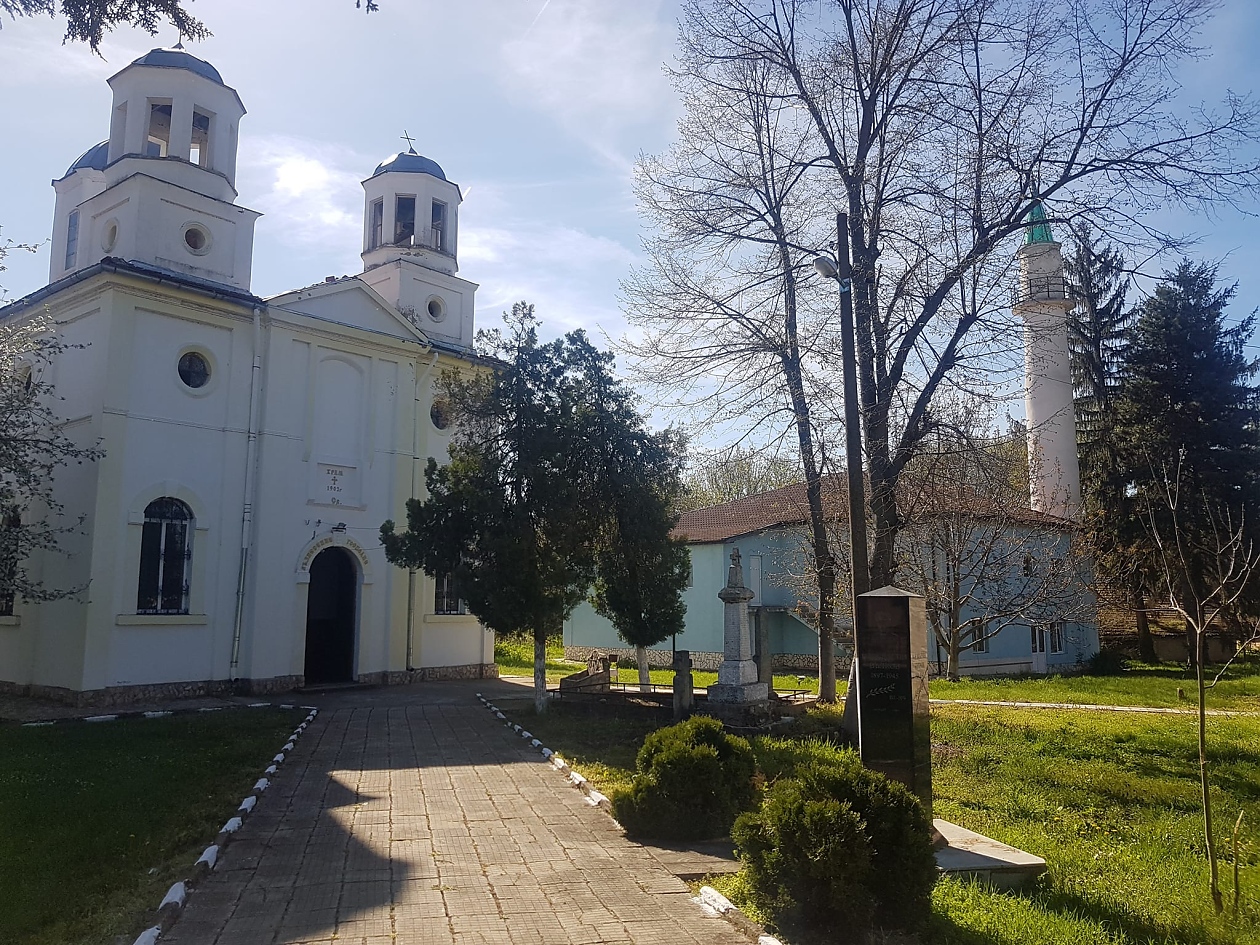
top-left (813, 212), bottom-right (868, 722)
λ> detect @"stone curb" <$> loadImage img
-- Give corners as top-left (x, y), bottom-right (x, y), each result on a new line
top-left (128, 704), bottom-right (319, 945)
top-left (475, 693), bottom-right (781, 945)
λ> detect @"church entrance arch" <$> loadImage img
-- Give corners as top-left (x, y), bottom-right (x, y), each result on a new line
top-left (304, 547), bottom-right (358, 684)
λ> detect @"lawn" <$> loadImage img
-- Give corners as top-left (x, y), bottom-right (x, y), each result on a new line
top-left (494, 632), bottom-right (825, 694)
top-left (0, 707), bottom-right (304, 945)
top-left (516, 685), bottom-right (1260, 944)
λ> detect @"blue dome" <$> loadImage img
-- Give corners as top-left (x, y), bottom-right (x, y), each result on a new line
top-left (371, 150), bottom-right (447, 181)
top-left (129, 47), bottom-right (224, 85)
top-left (65, 140), bottom-right (109, 176)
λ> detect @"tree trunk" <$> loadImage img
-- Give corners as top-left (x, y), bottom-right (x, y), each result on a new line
top-left (1197, 622), bottom-right (1224, 913)
top-left (533, 631), bottom-right (548, 714)
top-left (947, 637), bottom-right (961, 682)
top-left (635, 644), bottom-right (651, 693)
top-left (1185, 615), bottom-right (1198, 670)
top-left (1132, 577), bottom-right (1157, 663)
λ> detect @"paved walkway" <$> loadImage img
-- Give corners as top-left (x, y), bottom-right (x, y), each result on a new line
top-left (162, 682), bottom-right (750, 945)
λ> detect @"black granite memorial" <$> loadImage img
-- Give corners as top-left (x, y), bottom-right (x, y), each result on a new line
top-left (854, 586), bottom-right (932, 814)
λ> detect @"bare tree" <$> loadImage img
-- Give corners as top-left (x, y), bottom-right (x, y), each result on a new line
top-left (899, 418), bottom-right (1089, 679)
top-left (1142, 453), bottom-right (1260, 914)
top-left (649, 0), bottom-right (1260, 602)
top-left (625, 54), bottom-right (848, 698)
top-left (680, 444), bottom-right (802, 512)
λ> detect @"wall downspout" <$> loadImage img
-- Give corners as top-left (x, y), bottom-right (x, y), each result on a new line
top-left (406, 349), bottom-right (440, 671)
top-left (231, 304), bottom-right (265, 682)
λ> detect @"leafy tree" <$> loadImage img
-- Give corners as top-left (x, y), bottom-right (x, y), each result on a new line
top-left (0, 313), bottom-right (103, 609)
top-left (1113, 261), bottom-right (1260, 665)
top-left (381, 304), bottom-right (688, 711)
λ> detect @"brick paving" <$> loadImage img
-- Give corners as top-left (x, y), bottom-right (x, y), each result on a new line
top-left (162, 685), bottom-right (751, 945)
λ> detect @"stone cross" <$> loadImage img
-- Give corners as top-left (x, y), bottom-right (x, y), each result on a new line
top-left (708, 547), bottom-right (769, 705)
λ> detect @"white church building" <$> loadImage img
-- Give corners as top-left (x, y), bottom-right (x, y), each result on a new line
top-left (0, 48), bottom-right (495, 704)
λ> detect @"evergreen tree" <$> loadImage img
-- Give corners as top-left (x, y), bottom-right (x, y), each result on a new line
top-left (381, 303), bottom-right (688, 711)
top-left (1113, 261), bottom-right (1260, 664)
top-left (1063, 226), bottom-right (1159, 659)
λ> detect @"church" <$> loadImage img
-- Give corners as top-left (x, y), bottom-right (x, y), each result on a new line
top-left (0, 48), bottom-right (494, 704)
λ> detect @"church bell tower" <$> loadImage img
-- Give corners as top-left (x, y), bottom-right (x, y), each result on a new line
top-left (1014, 202), bottom-right (1081, 519)
top-left (49, 47), bottom-right (260, 291)
top-left (357, 145), bottom-right (475, 351)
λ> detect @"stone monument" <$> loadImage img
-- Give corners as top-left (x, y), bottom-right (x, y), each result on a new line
top-left (672, 649), bottom-right (694, 720)
top-left (854, 586), bottom-right (932, 814)
top-left (707, 548), bottom-right (770, 705)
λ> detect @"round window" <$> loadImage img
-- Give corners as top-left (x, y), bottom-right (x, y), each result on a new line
top-left (101, 221), bottom-right (119, 253)
top-left (178, 351), bottom-right (211, 389)
top-left (183, 224), bottom-right (210, 255)
top-left (426, 297), bottom-right (446, 322)
top-left (430, 399), bottom-right (451, 430)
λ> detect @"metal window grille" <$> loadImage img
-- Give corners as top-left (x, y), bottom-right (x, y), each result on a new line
top-left (435, 572), bottom-right (466, 615)
top-left (137, 497), bottom-right (193, 615)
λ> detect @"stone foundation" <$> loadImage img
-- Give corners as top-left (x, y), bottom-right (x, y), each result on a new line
top-left (0, 664), bottom-right (498, 708)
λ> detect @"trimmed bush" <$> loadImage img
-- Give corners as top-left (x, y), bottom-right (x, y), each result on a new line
top-left (797, 759), bottom-right (937, 928)
top-left (612, 715), bottom-right (757, 840)
top-left (732, 779), bottom-right (874, 942)
top-left (1087, 646), bottom-right (1128, 676)
top-left (732, 754), bottom-right (937, 937)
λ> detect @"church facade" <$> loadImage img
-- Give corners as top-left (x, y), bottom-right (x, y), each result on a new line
top-left (0, 48), bottom-right (493, 704)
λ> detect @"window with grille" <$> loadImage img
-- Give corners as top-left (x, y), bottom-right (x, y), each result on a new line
top-left (137, 497), bottom-right (193, 614)
top-left (0, 507), bottom-right (19, 617)
top-left (435, 571), bottom-right (466, 615)
top-left (65, 210), bottom-right (79, 270)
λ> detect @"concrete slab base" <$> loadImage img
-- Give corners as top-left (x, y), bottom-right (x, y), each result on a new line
top-left (933, 818), bottom-right (1046, 889)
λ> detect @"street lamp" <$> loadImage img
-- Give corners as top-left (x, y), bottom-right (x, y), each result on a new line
top-left (813, 212), bottom-right (869, 720)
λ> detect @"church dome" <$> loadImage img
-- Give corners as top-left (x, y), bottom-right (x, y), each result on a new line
top-left (128, 47), bottom-right (224, 85)
top-left (64, 140), bottom-right (110, 176)
top-left (370, 150), bottom-right (447, 181)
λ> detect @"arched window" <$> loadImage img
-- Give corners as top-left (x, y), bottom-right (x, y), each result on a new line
top-left (0, 507), bottom-right (20, 617)
top-left (137, 498), bottom-right (193, 614)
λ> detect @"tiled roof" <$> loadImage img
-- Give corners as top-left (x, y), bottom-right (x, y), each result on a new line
top-left (674, 477), bottom-right (1070, 543)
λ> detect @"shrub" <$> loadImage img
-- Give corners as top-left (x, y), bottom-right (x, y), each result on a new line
top-left (612, 716), bottom-right (757, 840)
top-left (732, 778), bottom-right (875, 942)
top-left (733, 754), bottom-right (937, 936)
top-left (1086, 646), bottom-right (1128, 675)
top-left (797, 759), bottom-right (937, 929)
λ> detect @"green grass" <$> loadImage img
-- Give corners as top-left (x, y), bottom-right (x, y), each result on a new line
top-left (930, 661), bottom-right (1260, 713)
top-left (493, 632), bottom-right (829, 694)
top-left (513, 683), bottom-right (1260, 944)
top-left (0, 708), bottom-right (304, 945)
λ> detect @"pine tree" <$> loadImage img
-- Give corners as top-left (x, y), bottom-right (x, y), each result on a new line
top-left (1063, 226), bottom-right (1159, 659)
top-left (1113, 261), bottom-right (1260, 665)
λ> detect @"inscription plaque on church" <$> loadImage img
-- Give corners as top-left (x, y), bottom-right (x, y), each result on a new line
top-left (855, 586), bottom-right (932, 815)
top-left (312, 463), bottom-right (360, 507)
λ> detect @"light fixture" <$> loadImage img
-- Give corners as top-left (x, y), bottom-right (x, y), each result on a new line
top-left (812, 255), bottom-right (839, 279)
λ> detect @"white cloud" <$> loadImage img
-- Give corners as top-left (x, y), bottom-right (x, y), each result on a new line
top-left (239, 135), bottom-right (365, 249)
top-left (500, 0), bottom-right (677, 171)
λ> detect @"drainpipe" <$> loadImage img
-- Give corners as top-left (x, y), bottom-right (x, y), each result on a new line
top-left (231, 304), bottom-right (265, 681)
top-left (406, 350), bottom-right (440, 671)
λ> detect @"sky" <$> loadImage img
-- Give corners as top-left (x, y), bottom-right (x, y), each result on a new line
top-left (2, 0), bottom-right (1260, 405)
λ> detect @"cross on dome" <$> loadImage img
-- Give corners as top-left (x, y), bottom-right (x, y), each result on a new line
top-left (400, 130), bottom-right (417, 154)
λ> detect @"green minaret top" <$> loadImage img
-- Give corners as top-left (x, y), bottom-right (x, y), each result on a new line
top-left (1024, 199), bottom-right (1054, 245)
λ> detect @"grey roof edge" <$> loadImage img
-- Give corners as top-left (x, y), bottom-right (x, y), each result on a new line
top-left (0, 257), bottom-right (262, 319)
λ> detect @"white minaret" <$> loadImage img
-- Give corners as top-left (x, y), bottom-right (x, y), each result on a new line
top-left (1014, 202), bottom-right (1081, 519)
top-left (49, 47), bottom-right (259, 290)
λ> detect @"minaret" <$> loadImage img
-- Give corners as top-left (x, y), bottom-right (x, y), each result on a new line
top-left (1014, 202), bottom-right (1081, 519)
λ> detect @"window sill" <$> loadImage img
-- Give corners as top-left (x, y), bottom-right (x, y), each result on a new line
top-left (0, 615), bottom-right (20, 627)
top-left (429, 613), bottom-right (475, 623)
top-left (115, 614), bottom-right (209, 626)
